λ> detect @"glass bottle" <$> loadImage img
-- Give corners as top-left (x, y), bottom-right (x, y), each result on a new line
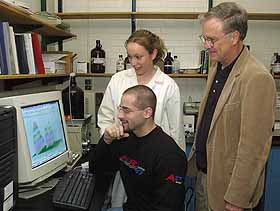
top-left (90, 40), bottom-right (105, 73)
top-left (116, 55), bottom-right (125, 72)
top-left (273, 54), bottom-right (280, 75)
top-left (62, 73), bottom-right (84, 119)
top-left (172, 55), bottom-right (180, 73)
top-left (124, 56), bottom-right (132, 70)
top-left (271, 53), bottom-right (278, 73)
top-left (164, 52), bottom-right (173, 74)
top-left (200, 49), bottom-right (209, 74)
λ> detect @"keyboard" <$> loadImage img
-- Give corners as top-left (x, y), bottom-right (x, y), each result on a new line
top-left (52, 168), bottom-right (95, 211)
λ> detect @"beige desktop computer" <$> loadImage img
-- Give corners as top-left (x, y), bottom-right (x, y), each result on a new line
top-left (66, 115), bottom-right (92, 155)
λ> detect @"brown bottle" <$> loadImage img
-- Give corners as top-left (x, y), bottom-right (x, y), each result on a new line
top-left (164, 52), bottom-right (173, 74)
top-left (91, 40), bottom-right (105, 73)
top-left (62, 74), bottom-right (84, 119)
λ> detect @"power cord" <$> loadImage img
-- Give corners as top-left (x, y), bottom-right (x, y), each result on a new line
top-left (66, 72), bottom-right (83, 165)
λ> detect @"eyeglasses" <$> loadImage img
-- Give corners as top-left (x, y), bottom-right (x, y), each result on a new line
top-left (199, 32), bottom-right (233, 46)
top-left (117, 105), bottom-right (142, 114)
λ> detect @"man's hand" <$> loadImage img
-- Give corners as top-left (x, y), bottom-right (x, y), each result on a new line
top-left (224, 201), bottom-right (244, 211)
top-left (103, 123), bottom-right (129, 144)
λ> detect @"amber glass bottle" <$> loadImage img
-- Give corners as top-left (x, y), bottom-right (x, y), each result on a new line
top-left (164, 52), bottom-right (173, 74)
top-left (62, 74), bottom-right (84, 119)
top-left (90, 40), bottom-right (105, 73)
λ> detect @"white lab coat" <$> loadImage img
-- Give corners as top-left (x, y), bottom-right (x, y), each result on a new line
top-left (98, 66), bottom-right (185, 150)
top-left (97, 66), bottom-right (185, 208)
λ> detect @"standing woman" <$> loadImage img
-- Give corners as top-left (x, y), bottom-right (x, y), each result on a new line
top-left (98, 29), bottom-right (185, 151)
top-left (98, 29), bottom-right (185, 209)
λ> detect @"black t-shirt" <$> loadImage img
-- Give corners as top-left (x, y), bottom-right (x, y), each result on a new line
top-left (92, 126), bottom-right (187, 211)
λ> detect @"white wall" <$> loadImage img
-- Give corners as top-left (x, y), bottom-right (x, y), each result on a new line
top-left (54, 0), bottom-right (280, 103)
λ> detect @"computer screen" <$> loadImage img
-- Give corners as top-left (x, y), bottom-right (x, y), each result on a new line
top-left (21, 101), bottom-right (67, 169)
top-left (0, 91), bottom-right (70, 187)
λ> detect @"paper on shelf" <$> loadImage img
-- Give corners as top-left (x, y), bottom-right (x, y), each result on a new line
top-left (42, 53), bottom-right (67, 62)
top-left (42, 54), bottom-right (67, 73)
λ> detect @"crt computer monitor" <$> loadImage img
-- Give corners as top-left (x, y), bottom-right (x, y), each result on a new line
top-left (0, 91), bottom-right (70, 187)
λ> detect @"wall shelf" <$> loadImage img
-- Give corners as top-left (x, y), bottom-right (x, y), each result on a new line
top-left (0, 2), bottom-right (76, 43)
top-left (0, 73), bottom-right (68, 80)
top-left (0, 72), bottom-right (207, 82)
top-left (57, 11), bottom-right (280, 21)
top-left (0, 74), bottom-right (69, 91)
top-left (76, 73), bottom-right (207, 78)
top-left (57, 12), bottom-right (202, 20)
top-left (248, 13), bottom-right (280, 21)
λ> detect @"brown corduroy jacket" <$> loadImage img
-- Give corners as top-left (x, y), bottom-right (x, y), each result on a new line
top-left (187, 47), bottom-right (276, 211)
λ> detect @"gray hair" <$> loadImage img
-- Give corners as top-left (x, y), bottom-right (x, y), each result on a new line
top-left (200, 2), bottom-right (248, 40)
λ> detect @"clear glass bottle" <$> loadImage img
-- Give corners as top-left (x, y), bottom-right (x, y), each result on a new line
top-left (62, 73), bottom-right (84, 119)
top-left (116, 54), bottom-right (125, 72)
top-left (164, 52), bottom-right (173, 74)
top-left (271, 53), bottom-right (278, 73)
top-left (172, 55), bottom-right (180, 73)
top-left (90, 40), bottom-right (105, 73)
top-left (124, 56), bottom-right (132, 70)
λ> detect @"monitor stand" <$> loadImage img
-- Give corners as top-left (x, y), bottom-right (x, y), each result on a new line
top-left (18, 177), bottom-right (59, 199)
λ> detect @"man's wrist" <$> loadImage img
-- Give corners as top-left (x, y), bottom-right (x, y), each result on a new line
top-left (103, 137), bottom-right (113, 145)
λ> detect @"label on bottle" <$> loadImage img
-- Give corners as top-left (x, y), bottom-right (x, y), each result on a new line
top-left (125, 63), bottom-right (132, 70)
top-left (93, 58), bottom-right (105, 64)
top-left (164, 64), bottom-right (173, 74)
top-left (116, 61), bottom-right (124, 72)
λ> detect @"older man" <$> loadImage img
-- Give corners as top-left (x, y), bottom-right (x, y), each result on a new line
top-left (188, 2), bottom-right (276, 211)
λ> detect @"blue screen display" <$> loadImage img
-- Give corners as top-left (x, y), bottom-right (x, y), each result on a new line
top-left (21, 101), bottom-right (68, 168)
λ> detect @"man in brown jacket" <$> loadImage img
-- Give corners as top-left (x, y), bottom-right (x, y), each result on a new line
top-left (188, 2), bottom-right (276, 211)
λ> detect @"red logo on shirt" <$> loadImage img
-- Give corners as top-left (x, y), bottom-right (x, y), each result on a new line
top-left (165, 174), bottom-right (183, 184)
top-left (119, 155), bottom-right (145, 176)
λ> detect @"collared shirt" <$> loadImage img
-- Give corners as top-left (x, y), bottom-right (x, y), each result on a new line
top-left (195, 50), bottom-right (243, 173)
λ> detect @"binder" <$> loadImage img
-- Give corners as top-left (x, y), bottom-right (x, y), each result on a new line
top-left (31, 32), bottom-right (45, 74)
top-left (0, 22), bottom-right (9, 75)
top-left (15, 34), bottom-right (29, 74)
top-left (23, 33), bottom-right (36, 74)
top-left (8, 26), bottom-right (19, 74)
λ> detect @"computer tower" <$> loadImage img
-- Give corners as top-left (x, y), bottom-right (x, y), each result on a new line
top-left (0, 106), bottom-right (17, 211)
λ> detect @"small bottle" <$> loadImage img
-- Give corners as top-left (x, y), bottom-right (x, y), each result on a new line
top-left (164, 52), bottom-right (173, 74)
top-left (90, 40), bottom-right (106, 73)
top-left (273, 53), bottom-right (280, 64)
top-left (116, 55), bottom-right (125, 72)
top-left (62, 73), bottom-right (84, 119)
top-left (273, 54), bottom-right (280, 75)
top-left (200, 50), bottom-right (209, 74)
top-left (124, 56), bottom-right (132, 70)
top-left (172, 55), bottom-right (180, 73)
top-left (271, 53), bottom-right (278, 73)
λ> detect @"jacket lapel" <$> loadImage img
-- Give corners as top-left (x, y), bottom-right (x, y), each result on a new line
top-left (207, 48), bottom-right (249, 141)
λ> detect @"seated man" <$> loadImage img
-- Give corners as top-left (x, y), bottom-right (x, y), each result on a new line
top-left (92, 85), bottom-right (187, 211)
